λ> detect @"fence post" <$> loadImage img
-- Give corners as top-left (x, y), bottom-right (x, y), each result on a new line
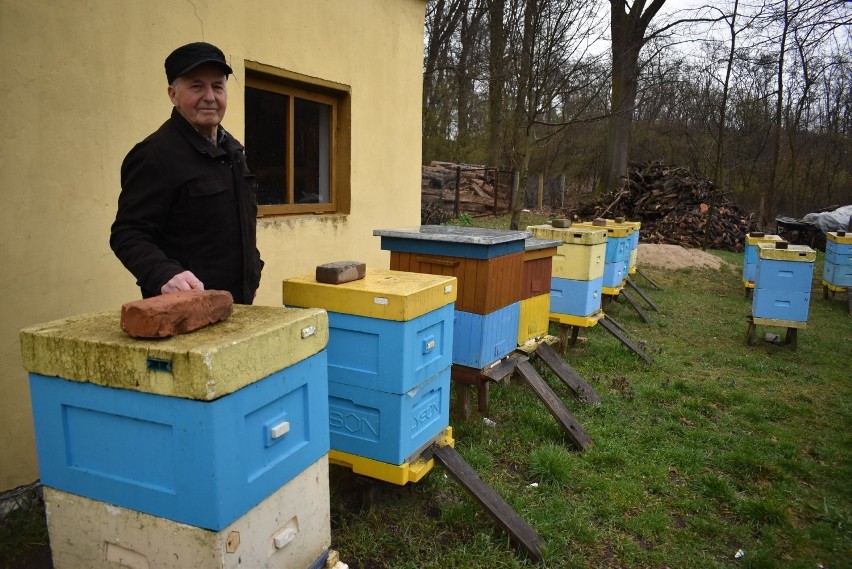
top-left (454, 166), bottom-right (461, 218)
top-left (493, 169), bottom-right (499, 216)
top-left (560, 174), bottom-right (566, 209)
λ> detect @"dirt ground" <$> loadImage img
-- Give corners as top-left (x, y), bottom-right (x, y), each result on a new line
top-left (637, 243), bottom-right (733, 271)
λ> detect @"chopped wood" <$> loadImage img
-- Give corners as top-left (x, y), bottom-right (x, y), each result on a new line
top-left (562, 160), bottom-right (757, 252)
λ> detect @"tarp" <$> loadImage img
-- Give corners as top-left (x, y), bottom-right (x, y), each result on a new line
top-left (802, 205), bottom-right (852, 233)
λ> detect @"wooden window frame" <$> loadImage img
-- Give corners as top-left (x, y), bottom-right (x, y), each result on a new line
top-left (245, 62), bottom-right (351, 217)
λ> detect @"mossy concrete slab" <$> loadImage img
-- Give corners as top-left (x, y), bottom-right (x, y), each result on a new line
top-left (20, 305), bottom-right (328, 400)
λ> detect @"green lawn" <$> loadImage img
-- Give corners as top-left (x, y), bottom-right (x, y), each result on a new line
top-left (330, 217), bottom-right (851, 568)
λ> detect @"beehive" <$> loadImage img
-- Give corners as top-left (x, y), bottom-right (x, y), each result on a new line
top-left (376, 226), bottom-right (529, 368)
top-left (743, 232), bottom-right (784, 287)
top-left (284, 268), bottom-right (455, 466)
top-left (573, 220), bottom-right (633, 290)
top-left (43, 456), bottom-right (331, 569)
top-left (823, 231), bottom-right (852, 288)
top-left (753, 243), bottom-right (816, 322)
top-left (284, 269), bottom-right (456, 393)
top-left (21, 306), bottom-right (330, 531)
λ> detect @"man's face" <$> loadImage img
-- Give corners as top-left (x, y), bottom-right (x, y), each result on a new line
top-left (168, 64), bottom-right (228, 139)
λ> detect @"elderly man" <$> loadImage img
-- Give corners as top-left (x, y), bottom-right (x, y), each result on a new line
top-left (110, 42), bottom-right (263, 304)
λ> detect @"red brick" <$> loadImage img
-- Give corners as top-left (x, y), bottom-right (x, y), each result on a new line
top-left (120, 290), bottom-right (234, 338)
top-left (315, 261), bottom-right (366, 285)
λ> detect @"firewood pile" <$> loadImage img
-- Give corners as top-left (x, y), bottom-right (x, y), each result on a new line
top-left (421, 161), bottom-right (510, 215)
top-left (564, 161), bottom-right (758, 251)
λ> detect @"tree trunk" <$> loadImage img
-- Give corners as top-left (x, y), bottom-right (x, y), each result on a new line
top-left (603, 0), bottom-right (666, 193)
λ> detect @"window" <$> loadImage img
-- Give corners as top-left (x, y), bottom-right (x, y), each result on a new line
top-left (245, 63), bottom-right (350, 216)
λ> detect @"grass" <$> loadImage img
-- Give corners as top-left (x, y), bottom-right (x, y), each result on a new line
top-left (328, 216), bottom-right (851, 568)
top-left (2, 213), bottom-right (849, 569)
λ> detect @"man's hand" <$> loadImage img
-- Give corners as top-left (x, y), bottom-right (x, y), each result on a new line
top-left (161, 270), bottom-right (204, 294)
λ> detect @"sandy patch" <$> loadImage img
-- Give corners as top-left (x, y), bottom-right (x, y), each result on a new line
top-left (637, 243), bottom-right (733, 271)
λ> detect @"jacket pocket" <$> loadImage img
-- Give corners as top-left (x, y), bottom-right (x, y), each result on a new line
top-left (187, 177), bottom-right (229, 197)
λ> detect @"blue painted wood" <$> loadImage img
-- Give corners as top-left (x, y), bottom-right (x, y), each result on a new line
top-left (325, 304), bottom-right (454, 394)
top-left (826, 240), bottom-right (852, 265)
top-left (824, 261), bottom-right (852, 287)
top-left (752, 288), bottom-right (812, 321)
top-left (452, 303), bottom-right (520, 368)
top-left (604, 236), bottom-right (631, 263)
top-left (755, 257), bottom-right (814, 293)
top-left (28, 352), bottom-right (329, 531)
top-left (602, 260), bottom-right (627, 288)
top-left (550, 276), bottom-right (603, 317)
top-left (379, 236), bottom-right (524, 260)
top-left (328, 368), bottom-right (450, 465)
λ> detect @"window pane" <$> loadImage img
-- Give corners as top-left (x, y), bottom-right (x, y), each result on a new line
top-left (294, 98), bottom-right (331, 204)
top-left (245, 87), bottom-right (289, 205)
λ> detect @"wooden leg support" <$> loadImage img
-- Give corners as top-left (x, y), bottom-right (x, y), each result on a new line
top-left (514, 360), bottom-right (593, 451)
top-left (598, 315), bottom-right (653, 364)
top-left (626, 278), bottom-right (660, 312)
top-left (535, 343), bottom-right (601, 405)
top-left (620, 289), bottom-right (652, 323)
top-left (432, 444), bottom-right (545, 561)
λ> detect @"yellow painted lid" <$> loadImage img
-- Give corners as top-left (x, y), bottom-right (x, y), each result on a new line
top-left (19, 305), bottom-right (328, 400)
top-left (746, 233), bottom-right (783, 246)
top-left (757, 243), bottom-right (816, 262)
top-left (527, 224), bottom-right (608, 245)
top-left (573, 221), bottom-right (633, 238)
top-left (283, 268), bottom-right (457, 321)
top-left (827, 231), bottom-right (852, 244)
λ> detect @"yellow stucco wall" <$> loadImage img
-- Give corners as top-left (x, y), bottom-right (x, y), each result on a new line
top-left (0, 0), bottom-right (425, 490)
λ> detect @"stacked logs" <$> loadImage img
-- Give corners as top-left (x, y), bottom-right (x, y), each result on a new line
top-left (564, 161), bottom-right (757, 251)
top-left (421, 161), bottom-right (510, 215)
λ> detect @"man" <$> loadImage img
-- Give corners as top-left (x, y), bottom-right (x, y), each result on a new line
top-left (110, 42), bottom-right (263, 304)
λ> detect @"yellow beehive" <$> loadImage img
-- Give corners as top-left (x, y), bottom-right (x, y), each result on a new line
top-left (282, 268), bottom-right (457, 321)
top-left (517, 293), bottom-right (551, 345)
top-left (528, 225), bottom-right (607, 281)
top-left (19, 305), bottom-right (328, 400)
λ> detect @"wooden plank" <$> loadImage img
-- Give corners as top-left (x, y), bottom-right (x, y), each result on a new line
top-left (598, 316), bottom-right (653, 365)
top-left (535, 343), bottom-right (601, 405)
top-left (514, 360), bottom-right (593, 451)
top-left (481, 353), bottom-right (527, 382)
top-left (625, 278), bottom-right (660, 312)
top-left (620, 289), bottom-right (652, 323)
top-left (635, 268), bottom-right (662, 289)
top-left (431, 445), bottom-right (544, 561)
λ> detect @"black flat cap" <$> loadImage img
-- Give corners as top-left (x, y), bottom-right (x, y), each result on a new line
top-left (165, 42), bottom-right (233, 84)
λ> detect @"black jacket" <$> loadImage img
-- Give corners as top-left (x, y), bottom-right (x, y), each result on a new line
top-left (110, 109), bottom-right (263, 304)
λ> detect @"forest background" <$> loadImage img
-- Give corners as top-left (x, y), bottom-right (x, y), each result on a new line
top-left (421, 0), bottom-right (852, 229)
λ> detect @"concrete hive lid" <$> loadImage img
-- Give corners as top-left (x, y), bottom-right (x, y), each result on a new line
top-left (20, 305), bottom-right (328, 400)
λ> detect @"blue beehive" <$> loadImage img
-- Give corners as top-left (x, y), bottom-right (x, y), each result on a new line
top-left (823, 231), bottom-right (852, 288)
top-left (20, 306), bottom-right (330, 531)
top-left (743, 233), bottom-right (783, 287)
top-left (453, 302), bottom-right (521, 369)
top-left (328, 367), bottom-right (450, 464)
top-left (283, 268), bottom-right (457, 466)
top-left (550, 276), bottom-right (604, 317)
top-left (753, 243), bottom-right (816, 322)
